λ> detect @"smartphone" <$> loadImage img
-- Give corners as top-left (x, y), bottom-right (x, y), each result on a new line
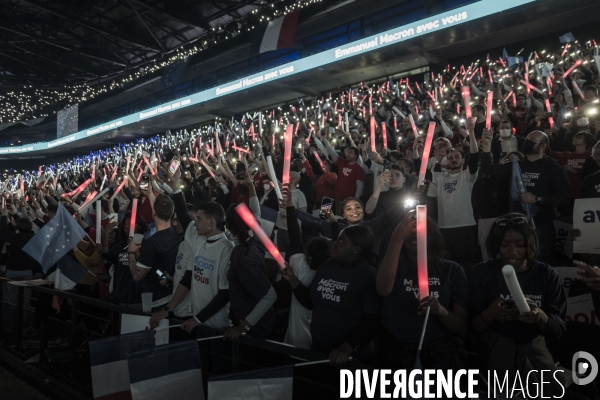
top-left (184, 171), bottom-right (191, 180)
top-left (139, 176), bottom-right (149, 190)
top-left (404, 199), bottom-right (419, 214)
top-left (319, 197), bottom-right (334, 220)
top-left (169, 156), bottom-right (180, 175)
top-left (155, 269), bottom-right (166, 279)
top-left (500, 299), bottom-right (516, 309)
top-left (574, 260), bottom-right (599, 277)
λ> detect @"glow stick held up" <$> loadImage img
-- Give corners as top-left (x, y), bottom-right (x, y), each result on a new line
top-left (502, 265), bottom-right (531, 312)
top-left (266, 155), bottom-right (283, 201)
top-left (416, 205), bottom-right (429, 300)
top-left (110, 178), bottom-right (128, 201)
top-left (95, 200), bottom-right (102, 244)
top-left (408, 114), bottom-right (419, 136)
top-left (231, 145), bottom-right (251, 155)
top-left (199, 160), bottom-right (216, 179)
top-left (562, 59), bottom-right (583, 78)
top-left (461, 86), bottom-right (472, 118)
top-left (519, 80), bottom-right (544, 95)
top-left (370, 117), bottom-right (377, 152)
top-left (282, 124), bottom-right (294, 188)
top-left (485, 91), bottom-right (493, 130)
top-left (313, 151), bottom-right (326, 171)
top-left (544, 99), bottom-right (555, 129)
top-left (235, 203), bottom-right (285, 269)
top-left (381, 122), bottom-right (388, 149)
top-left (417, 122), bottom-right (436, 188)
top-left (129, 198), bottom-right (138, 238)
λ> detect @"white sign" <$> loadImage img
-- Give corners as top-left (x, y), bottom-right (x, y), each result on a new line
top-left (573, 199), bottom-right (600, 254)
top-left (554, 220), bottom-right (573, 259)
top-left (566, 294), bottom-right (599, 326)
top-left (120, 314), bottom-right (169, 346)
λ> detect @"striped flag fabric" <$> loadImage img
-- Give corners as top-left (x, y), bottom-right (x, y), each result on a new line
top-left (48, 255), bottom-right (89, 312)
top-left (89, 330), bottom-right (155, 400)
top-left (251, 10), bottom-right (300, 54)
top-left (208, 366), bottom-right (293, 400)
top-left (127, 340), bottom-right (204, 400)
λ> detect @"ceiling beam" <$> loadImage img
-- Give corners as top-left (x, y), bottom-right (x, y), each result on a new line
top-left (16, 0), bottom-right (162, 52)
top-left (9, 44), bottom-right (98, 77)
top-left (125, 0), bottom-right (165, 52)
top-left (129, 0), bottom-right (205, 31)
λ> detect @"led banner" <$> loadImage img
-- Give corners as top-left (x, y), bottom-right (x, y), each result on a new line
top-left (4, 0), bottom-right (533, 155)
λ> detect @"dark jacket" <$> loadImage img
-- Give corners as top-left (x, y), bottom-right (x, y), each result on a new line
top-left (0, 216), bottom-right (43, 274)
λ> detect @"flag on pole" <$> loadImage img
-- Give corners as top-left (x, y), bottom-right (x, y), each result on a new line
top-left (208, 366), bottom-right (293, 400)
top-left (251, 10), bottom-right (300, 54)
top-left (510, 157), bottom-right (537, 219)
top-left (89, 330), bottom-right (155, 400)
top-left (127, 340), bottom-right (204, 400)
top-left (22, 203), bottom-right (87, 273)
top-left (559, 32), bottom-right (576, 44)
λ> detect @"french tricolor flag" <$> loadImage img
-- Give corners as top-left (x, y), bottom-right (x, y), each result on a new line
top-left (127, 340), bottom-right (204, 400)
top-left (252, 10), bottom-right (300, 54)
top-left (89, 330), bottom-right (155, 400)
top-left (208, 366), bottom-right (293, 399)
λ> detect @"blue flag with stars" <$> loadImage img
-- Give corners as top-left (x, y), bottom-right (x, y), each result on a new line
top-left (23, 203), bottom-right (87, 273)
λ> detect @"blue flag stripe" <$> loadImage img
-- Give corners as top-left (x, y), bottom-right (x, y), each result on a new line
top-left (89, 330), bottom-right (155, 366)
top-left (127, 340), bottom-right (200, 384)
top-left (57, 255), bottom-right (87, 284)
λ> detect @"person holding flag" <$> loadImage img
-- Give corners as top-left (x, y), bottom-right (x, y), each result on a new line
top-left (376, 211), bottom-right (469, 372)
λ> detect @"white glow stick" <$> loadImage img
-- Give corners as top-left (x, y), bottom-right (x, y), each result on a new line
top-left (502, 265), bottom-right (531, 312)
top-left (266, 155), bottom-right (283, 200)
top-left (95, 200), bottom-right (102, 244)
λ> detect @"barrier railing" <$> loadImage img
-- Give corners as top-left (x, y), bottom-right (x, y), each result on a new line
top-left (0, 277), bottom-right (368, 399)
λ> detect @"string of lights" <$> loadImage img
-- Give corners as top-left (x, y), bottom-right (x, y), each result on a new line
top-left (0, 0), bottom-right (323, 124)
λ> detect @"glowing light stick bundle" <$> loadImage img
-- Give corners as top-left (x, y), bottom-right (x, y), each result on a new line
top-left (416, 205), bottom-right (429, 299)
top-left (235, 203), bottom-right (285, 269)
top-left (266, 155), bottom-right (283, 200)
top-left (461, 86), bottom-right (472, 119)
top-left (370, 117), bottom-right (377, 152)
top-left (129, 199), bottom-right (138, 237)
top-left (502, 265), bottom-right (531, 312)
top-left (282, 124), bottom-right (294, 189)
top-left (417, 122), bottom-right (436, 188)
top-left (485, 91), bottom-right (494, 130)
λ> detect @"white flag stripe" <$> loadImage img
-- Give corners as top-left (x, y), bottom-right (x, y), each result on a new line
top-left (130, 369), bottom-right (204, 400)
top-left (91, 360), bottom-right (130, 398)
top-left (208, 377), bottom-right (293, 400)
top-left (260, 17), bottom-right (285, 53)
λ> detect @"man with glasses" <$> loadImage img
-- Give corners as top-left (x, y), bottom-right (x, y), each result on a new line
top-left (481, 129), bottom-right (570, 264)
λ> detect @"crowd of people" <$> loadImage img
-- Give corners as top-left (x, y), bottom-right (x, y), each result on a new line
top-left (1, 36), bottom-right (600, 396)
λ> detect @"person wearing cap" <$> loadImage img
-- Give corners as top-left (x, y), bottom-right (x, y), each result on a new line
top-left (481, 130), bottom-right (570, 265)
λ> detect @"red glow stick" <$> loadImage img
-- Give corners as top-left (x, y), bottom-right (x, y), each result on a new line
top-left (562, 59), bottom-right (583, 78)
top-left (503, 90), bottom-right (513, 103)
top-left (313, 151), bottom-right (325, 171)
top-left (408, 114), bottom-right (419, 136)
top-left (125, 157), bottom-right (131, 173)
top-left (485, 91), bottom-right (493, 130)
top-left (136, 169), bottom-right (143, 182)
top-left (143, 156), bottom-right (155, 176)
top-left (381, 122), bottom-right (387, 149)
top-left (524, 63), bottom-right (530, 94)
top-left (417, 122), bottom-right (436, 188)
top-left (370, 117), bottom-right (377, 152)
top-left (282, 124), bottom-right (294, 188)
top-left (110, 178), bottom-right (127, 201)
top-left (519, 80), bottom-right (544, 95)
top-left (200, 160), bottom-right (216, 179)
top-left (129, 199), bottom-right (138, 237)
top-left (416, 205), bottom-right (429, 299)
top-left (461, 87), bottom-right (472, 119)
top-left (231, 145), bottom-right (251, 154)
top-left (235, 203), bottom-right (285, 269)
top-left (544, 99), bottom-right (555, 129)
top-left (572, 80), bottom-right (585, 99)
top-left (205, 144), bottom-right (215, 158)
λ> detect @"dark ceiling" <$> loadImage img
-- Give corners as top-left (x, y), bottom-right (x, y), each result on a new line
top-left (0, 0), bottom-right (288, 86)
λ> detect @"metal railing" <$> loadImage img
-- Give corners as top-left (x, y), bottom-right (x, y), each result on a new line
top-left (0, 276), bottom-right (368, 399)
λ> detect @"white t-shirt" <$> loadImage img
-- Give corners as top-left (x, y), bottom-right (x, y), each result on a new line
top-left (276, 189), bottom-right (307, 230)
top-left (184, 223), bottom-right (234, 329)
top-left (172, 240), bottom-right (193, 317)
top-left (432, 167), bottom-right (478, 229)
top-left (283, 253), bottom-right (316, 349)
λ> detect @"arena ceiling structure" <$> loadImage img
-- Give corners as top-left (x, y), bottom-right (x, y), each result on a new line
top-left (0, 0), bottom-right (291, 86)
